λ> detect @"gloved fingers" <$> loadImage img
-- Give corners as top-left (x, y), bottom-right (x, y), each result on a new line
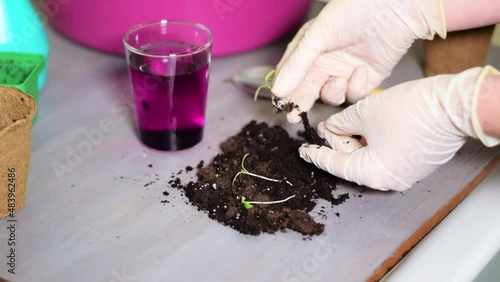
top-left (320, 76), bottom-right (348, 106)
top-left (346, 65), bottom-right (369, 104)
top-left (285, 108), bottom-right (303, 124)
top-left (298, 145), bottom-right (390, 191)
top-left (317, 121), bottom-right (362, 153)
top-left (284, 69), bottom-right (327, 124)
top-left (284, 82), bottom-right (318, 123)
top-left (315, 55), bottom-right (371, 105)
top-left (298, 145), bottom-right (348, 180)
top-left (271, 20), bottom-right (327, 98)
top-left (275, 19), bottom-right (315, 74)
top-left (324, 102), bottom-right (366, 136)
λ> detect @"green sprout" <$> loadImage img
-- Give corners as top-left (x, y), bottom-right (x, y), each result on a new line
top-left (232, 153), bottom-right (292, 186)
top-left (254, 69), bottom-right (276, 101)
top-left (240, 195), bottom-right (296, 210)
top-left (253, 69), bottom-right (291, 112)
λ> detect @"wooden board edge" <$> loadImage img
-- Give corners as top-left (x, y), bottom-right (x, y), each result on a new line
top-left (368, 155), bottom-right (500, 282)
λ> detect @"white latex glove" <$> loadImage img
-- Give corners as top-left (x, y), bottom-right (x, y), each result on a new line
top-left (299, 66), bottom-right (500, 191)
top-left (271, 0), bottom-right (446, 123)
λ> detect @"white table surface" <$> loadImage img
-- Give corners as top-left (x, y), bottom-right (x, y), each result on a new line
top-left (384, 165), bottom-right (500, 282)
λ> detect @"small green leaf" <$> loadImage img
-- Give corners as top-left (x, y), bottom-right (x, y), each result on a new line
top-left (241, 195), bottom-right (295, 208)
top-left (253, 69), bottom-right (276, 101)
top-left (241, 196), bottom-right (253, 209)
top-left (264, 69), bottom-right (276, 85)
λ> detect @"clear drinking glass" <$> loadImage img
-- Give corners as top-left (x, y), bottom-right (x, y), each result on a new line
top-left (123, 20), bottom-right (212, 151)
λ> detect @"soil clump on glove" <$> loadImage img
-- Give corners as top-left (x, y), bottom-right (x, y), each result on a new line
top-left (164, 119), bottom-right (349, 236)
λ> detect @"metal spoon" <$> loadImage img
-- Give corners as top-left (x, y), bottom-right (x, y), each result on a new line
top-left (231, 65), bottom-right (293, 112)
top-left (231, 65), bottom-right (274, 99)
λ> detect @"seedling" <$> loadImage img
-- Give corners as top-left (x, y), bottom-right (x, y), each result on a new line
top-left (232, 153), bottom-right (292, 186)
top-left (254, 69), bottom-right (275, 101)
top-left (240, 195), bottom-right (296, 210)
top-left (253, 69), bottom-right (294, 113)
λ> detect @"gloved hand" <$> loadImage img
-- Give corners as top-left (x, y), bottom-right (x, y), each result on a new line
top-left (299, 66), bottom-right (500, 191)
top-left (271, 0), bottom-right (446, 123)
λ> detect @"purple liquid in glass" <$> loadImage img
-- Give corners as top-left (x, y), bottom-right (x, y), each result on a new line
top-left (128, 41), bottom-right (209, 151)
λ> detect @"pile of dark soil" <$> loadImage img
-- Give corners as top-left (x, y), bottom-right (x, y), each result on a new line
top-left (164, 119), bottom-right (350, 236)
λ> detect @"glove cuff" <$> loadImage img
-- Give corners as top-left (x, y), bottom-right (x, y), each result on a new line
top-left (435, 0), bottom-right (447, 39)
top-left (393, 0), bottom-right (447, 40)
top-left (471, 65), bottom-right (500, 147)
top-left (421, 0), bottom-right (448, 40)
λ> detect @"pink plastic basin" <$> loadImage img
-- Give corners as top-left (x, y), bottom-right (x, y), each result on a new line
top-left (44, 0), bottom-right (312, 57)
